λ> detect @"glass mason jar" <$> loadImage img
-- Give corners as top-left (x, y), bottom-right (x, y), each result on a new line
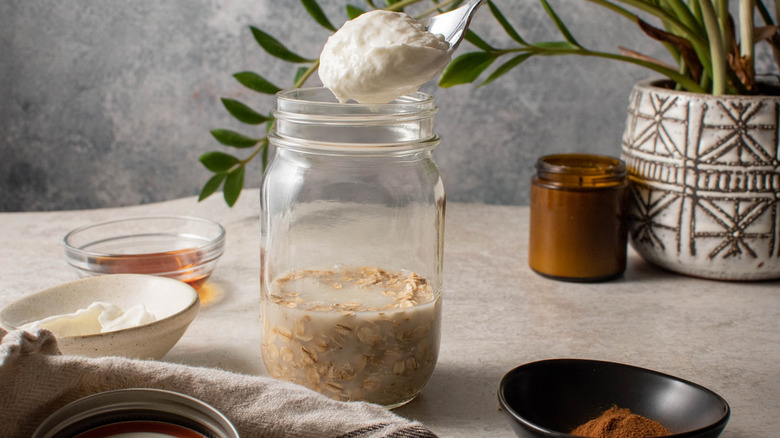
top-left (260, 88), bottom-right (445, 408)
top-left (528, 154), bottom-right (628, 282)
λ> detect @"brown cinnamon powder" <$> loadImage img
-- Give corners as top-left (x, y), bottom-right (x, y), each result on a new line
top-left (571, 405), bottom-right (670, 438)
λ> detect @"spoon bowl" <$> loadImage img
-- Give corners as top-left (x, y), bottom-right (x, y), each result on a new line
top-left (424, 0), bottom-right (486, 53)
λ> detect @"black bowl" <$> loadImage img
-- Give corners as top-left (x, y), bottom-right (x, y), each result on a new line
top-left (498, 359), bottom-right (729, 438)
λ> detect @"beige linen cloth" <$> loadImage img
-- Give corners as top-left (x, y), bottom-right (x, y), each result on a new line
top-left (0, 328), bottom-right (437, 438)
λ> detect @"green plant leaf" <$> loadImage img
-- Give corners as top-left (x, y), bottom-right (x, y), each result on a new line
top-left (250, 26), bottom-right (314, 63)
top-left (198, 173), bottom-right (227, 201)
top-left (488, 0), bottom-right (527, 45)
top-left (234, 71), bottom-right (281, 95)
top-left (221, 98), bottom-right (269, 125)
top-left (346, 5), bottom-right (365, 19)
top-left (480, 53), bottom-right (533, 86)
top-left (532, 41), bottom-right (580, 51)
top-left (261, 139), bottom-right (269, 171)
top-left (464, 30), bottom-right (494, 51)
top-left (301, 0), bottom-right (336, 31)
top-left (439, 52), bottom-right (497, 87)
top-left (538, 0), bottom-right (581, 47)
top-left (294, 67), bottom-right (309, 84)
top-left (199, 151), bottom-right (240, 172)
top-left (210, 129), bottom-right (261, 148)
top-left (223, 165), bottom-right (245, 206)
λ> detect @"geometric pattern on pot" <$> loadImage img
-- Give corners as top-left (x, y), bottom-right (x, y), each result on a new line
top-left (621, 79), bottom-right (780, 280)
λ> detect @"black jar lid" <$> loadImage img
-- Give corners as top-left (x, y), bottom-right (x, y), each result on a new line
top-left (32, 388), bottom-right (239, 438)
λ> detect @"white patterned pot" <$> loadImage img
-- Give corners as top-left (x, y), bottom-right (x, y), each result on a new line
top-left (621, 79), bottom-right (780, 280)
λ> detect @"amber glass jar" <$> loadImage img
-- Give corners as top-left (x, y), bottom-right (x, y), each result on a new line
top-left (528, 154), bottom-right (628, 282)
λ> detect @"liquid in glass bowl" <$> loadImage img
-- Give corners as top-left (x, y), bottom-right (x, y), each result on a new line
top-left (64, 216), bottom-right (225, 304)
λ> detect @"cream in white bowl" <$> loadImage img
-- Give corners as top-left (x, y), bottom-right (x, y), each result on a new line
top-left (0, 274), bottom-right (200, 359)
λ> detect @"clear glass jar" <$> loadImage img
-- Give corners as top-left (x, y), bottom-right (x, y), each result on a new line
top-left (528, 154), bottom-right (628, 282)
top-left (260, 88), bottom-right (445, 408)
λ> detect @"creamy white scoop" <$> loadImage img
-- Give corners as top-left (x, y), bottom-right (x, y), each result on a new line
top-left (318, 10), bottom-right (451, 104)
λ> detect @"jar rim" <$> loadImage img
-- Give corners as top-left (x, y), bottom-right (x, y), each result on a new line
top-left (536, 154), bottom-right (626, 176)
top-left (276, 87), bottom-right (436, 114)
top-left (271, 87), bottom-right (439, 149)
top-left (535, 154), bottom-right (626, 187)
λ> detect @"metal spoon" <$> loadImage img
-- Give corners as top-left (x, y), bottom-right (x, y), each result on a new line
top-left (424, 0), bottom-right (487, 53)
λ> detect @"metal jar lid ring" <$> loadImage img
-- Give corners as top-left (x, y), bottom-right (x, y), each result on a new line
top-left (32, 388), bottom-right (240, 438)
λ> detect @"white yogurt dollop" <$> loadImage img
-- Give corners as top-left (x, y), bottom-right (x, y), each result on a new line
top-left (318, 10), bottom-right (451, 104)
top-left (21, 302), bottom-right (157, 337)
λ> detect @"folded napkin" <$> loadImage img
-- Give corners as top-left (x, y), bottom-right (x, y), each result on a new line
top-left (0, 328), bottom-right (437, 438)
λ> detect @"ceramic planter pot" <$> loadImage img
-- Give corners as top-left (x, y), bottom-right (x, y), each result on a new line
top-left (621, 79), bottom-right (780, 281)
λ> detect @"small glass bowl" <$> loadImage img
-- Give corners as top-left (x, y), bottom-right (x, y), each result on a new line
top-left (64, 216), bottom-right (226, 295)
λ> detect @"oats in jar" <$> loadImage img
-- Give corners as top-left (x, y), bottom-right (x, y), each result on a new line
top-left (261, 266), bottom-right (441, 407)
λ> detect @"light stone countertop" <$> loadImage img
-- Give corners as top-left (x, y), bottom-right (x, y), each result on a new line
top-left (1, 190), bottom-right (778, 437)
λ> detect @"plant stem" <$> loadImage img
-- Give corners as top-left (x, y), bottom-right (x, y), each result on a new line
top-left (663, 0), bottom-right (706, 35)
top-left (416, 0), bottom-right (464, 18)
top-left (592, 0), bottom-right (708, 47)
top-left (513, 46), bottom-right (706, 92)
top-left (240, 138), bottom-right (269, 166)
top-left (385, 0), bottom-right (428, 12)
top-left (601, 0), bottom-right (715, 85)
top-left (740, 0), bottom-right (756, 82)
top-left (584, 0), bottom-right (636, 21)
top-left (294, 60), bottom-right (320, 88)
top-left (716, 0), bottom-right (730, 58)
top-left (593, 0), bottom-right (697, 74)
top-left (658, 0), bottom-right (715, 81)
top-left (697, 0), bottom-right (727, 94)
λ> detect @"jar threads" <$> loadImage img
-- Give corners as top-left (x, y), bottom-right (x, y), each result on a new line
top-left (528, 154), bottom-right (629, 282)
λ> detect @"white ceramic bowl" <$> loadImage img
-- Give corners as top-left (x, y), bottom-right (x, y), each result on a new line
top-left (0, 274), bottom-right (200, 359)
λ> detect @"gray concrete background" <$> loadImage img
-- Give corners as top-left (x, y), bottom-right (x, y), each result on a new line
top-left (1, 1), bottom-right (773, 211)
